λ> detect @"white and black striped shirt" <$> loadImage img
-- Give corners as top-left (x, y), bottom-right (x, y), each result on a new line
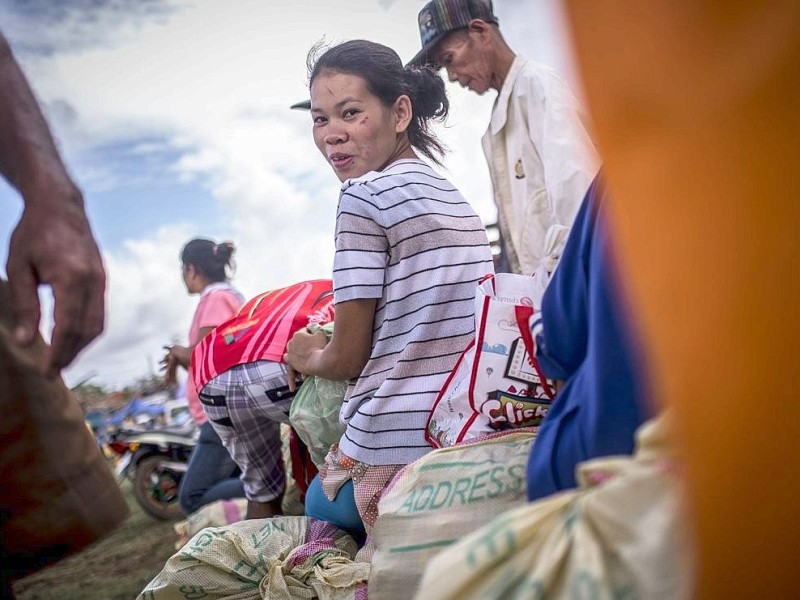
top-left (333, 158), bottom-right (494, 465)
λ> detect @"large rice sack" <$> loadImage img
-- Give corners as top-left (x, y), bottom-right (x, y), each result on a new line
top-left (173, 498), bottom-right (250, 550)
top-left (138, 516), bottom-right (369, 600)
top-left (368, 430), bottom-right (536, 600)
top-left (413, 414), bottom-right (694, 600)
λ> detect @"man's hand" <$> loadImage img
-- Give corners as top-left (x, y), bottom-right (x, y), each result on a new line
top-left (6, 184), bottom-right (105, 377)
top-left (0, 32), bottom-right (107, 377)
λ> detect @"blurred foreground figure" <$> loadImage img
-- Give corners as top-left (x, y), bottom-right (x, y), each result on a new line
top-left (0, 31), bottom-right (128, 597)
top-left (527, 175), bottom-right (652, 500)
top-left (563, 2), bottom-right (800, 597)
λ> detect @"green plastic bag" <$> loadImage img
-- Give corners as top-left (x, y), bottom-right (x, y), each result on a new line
top-left (289, 323), bottom-right (348, 467)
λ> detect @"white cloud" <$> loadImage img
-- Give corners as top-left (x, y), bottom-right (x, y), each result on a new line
top-left (65, 224), bottom-right (198, 386)
top-left (4, 0), bottom-right (580, 388)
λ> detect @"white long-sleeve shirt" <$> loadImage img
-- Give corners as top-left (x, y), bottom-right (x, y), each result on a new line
top-left (482, 56), bottom-right (600, 276)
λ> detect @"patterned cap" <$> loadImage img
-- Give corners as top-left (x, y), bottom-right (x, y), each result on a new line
top-left (408, 0), bottom-right (498, 67)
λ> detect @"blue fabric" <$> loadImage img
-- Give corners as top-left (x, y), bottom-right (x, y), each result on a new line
top-left (179, 421), bottom-right (245, 514)
top-left (305, 476), bottom-right (365, 535)
top-left (527, 176), bottom-right (652, 501)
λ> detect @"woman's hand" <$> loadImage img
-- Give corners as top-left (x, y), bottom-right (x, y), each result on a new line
top-left (284, 329), bottom-right (327, 391)
top-left (285, 298), bottom-right (376, 389)
top-left (160, 344), bottom-right (190, 384)
top-left (161, 354), bottom-right (178, 385)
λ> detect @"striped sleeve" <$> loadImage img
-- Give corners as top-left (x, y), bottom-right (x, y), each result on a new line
top-left (333, 183), bottom-right (388, 303)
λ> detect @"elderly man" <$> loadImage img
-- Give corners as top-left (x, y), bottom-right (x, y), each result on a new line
top-left (409, 0), bottom-right (599, 276)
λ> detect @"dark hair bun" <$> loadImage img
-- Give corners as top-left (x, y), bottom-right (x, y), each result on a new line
top-left (405, 66), bottom-right (449, 120)
top-left (214, 241), bottom-right (235, 262)
top-left (181, 237), bottom-right (236, 282)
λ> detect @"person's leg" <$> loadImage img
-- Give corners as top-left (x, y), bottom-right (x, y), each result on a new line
top-left (239, 363), bottom-right (289, 518)
top-left (199, 362), bottom-right (287, 518)
top-left (178, 421), bottom-right (244, 515)
top-left (305, 476), bottom-right (364, 536)
top-left (245, 498), bottom-right (282, 520)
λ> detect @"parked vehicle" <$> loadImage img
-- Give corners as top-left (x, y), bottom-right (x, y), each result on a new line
top-left (163, 397), bottom-right (191, 427)
top-left (108, 421), bottom-right (198, 520)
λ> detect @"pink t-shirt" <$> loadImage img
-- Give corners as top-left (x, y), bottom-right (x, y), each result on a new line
top-left (187, 283), bottom-right (245, 425)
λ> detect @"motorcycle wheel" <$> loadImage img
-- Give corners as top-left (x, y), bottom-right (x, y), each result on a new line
top-left (133, 454), bottom-right (185, 520)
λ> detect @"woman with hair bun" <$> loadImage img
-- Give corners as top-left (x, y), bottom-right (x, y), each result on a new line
top-left (162, 237), bottom-right (246, 515)
top-left (285, 40), bottom-right (494, 541)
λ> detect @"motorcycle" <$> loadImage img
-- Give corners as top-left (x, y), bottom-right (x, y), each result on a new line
top-left (108, 421), bottom-right (198, 520)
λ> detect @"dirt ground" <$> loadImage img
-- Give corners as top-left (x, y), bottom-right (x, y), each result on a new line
top-left (13, 480), bottom-right (178, 600)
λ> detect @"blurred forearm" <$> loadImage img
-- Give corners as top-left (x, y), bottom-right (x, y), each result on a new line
top-left (0, 31), bottom-right (81, 207)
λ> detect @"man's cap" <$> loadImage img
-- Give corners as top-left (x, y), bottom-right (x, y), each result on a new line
top-left (407, 0), bottom-right (498, 68)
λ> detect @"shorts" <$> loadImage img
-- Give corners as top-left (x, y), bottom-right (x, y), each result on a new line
top-left (0, 279), bottom-right (129, 581)
top-left (199, 360), bottom-right (292, 503)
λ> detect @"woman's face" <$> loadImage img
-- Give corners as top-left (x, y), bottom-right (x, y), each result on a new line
top-left (310, 71), bottom-right (410, 182)
top-left (182, 263), bottom-right (201, 294)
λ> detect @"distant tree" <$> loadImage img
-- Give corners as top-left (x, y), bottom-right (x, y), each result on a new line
top-left (71, 382), bottom-right (110, 410)
top-left (123, 373), bottom-right (174, 398)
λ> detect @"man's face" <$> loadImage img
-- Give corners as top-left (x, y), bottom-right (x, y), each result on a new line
top-left (432, 29), bottom-right (494, 94)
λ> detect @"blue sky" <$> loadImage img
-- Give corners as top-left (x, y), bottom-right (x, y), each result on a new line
top-left (0, 0), bottom-right (580, 388)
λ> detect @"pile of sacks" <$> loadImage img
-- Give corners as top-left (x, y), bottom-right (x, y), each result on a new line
top-left (141, 517), bottom-right (368, 600)
top-left (140, 414), bottom-right (691, 599)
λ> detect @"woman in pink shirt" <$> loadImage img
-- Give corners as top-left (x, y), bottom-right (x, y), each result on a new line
top-left (162, 238), bottom-right (246, 515)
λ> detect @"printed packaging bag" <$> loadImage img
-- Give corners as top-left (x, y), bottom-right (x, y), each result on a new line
top-left (426, 273), bottom-right (554, 448)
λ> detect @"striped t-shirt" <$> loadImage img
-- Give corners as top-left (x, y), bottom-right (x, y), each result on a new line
top-left (333, 158), bottom-right (494, 465)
